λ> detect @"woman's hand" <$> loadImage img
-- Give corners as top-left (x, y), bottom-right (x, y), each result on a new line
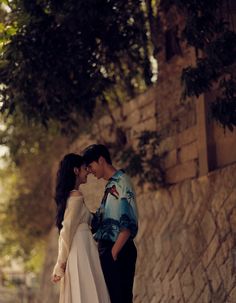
top-left (60, 262), bottom-right (66, 271)
top-left (51, 261), bottom-right (66, 283)
top-left (51, 274), bottom-right (61, 283)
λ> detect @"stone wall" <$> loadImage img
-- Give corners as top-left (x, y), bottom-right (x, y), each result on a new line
top-left (134, 163), bottom-right (236, 303)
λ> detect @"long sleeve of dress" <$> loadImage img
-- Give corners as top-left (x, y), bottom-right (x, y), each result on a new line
top-left (53, 196), bottom-right (84, 278)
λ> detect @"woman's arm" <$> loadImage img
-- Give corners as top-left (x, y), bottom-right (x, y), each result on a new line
top-left (52, 193), bottom-right (83, 281)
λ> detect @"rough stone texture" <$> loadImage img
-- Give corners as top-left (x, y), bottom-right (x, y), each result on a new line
top-left (134, 163), bottom-right (236, 303)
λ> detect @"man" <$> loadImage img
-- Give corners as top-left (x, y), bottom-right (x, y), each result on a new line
top-left (83, 144), bottom-right (138, 303)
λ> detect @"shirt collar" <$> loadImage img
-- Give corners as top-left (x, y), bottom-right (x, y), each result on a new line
top-left (108, 169), bottom-right (125, 182)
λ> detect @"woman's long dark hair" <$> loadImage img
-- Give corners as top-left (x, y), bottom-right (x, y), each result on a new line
top-left (55, 153), bottom-right (84, 232)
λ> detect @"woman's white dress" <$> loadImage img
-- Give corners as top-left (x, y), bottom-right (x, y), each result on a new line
top-left (53, 195), bottom-right (110, 303)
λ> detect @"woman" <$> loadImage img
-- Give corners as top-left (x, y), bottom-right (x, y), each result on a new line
top-left (52, 153), bottom-right (110, 303)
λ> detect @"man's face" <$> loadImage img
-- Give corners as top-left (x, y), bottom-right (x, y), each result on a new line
top-left (87, 158), bottom-right (104, 179)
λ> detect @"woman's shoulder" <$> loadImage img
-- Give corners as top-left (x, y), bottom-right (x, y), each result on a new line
top-left (66, 191), bottom-right (84, 209)
top-left (69, 190), bottom-right (83, 198)
top-left (67, 191), bottom-right (83, 203)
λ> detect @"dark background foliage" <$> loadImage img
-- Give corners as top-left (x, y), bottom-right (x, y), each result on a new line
top-left (0, 0), bottom-right (153, 128)
top-left (160, 0), bottom-right (236, 130)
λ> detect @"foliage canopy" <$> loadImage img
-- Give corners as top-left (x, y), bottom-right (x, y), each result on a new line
top-left (0, 0), bottom-right (153, 127)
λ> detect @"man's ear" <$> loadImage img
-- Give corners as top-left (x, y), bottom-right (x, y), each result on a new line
top-left (74, 167), bottom-right (80, 175)
top-left (98, 156), bottom-right (104, 165)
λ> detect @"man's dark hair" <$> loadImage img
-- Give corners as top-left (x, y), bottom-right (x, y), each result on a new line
top-left (82, 144), bottom-right (112, 165)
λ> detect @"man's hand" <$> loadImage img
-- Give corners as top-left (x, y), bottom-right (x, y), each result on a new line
top-left (111, 247), bottom-right (118, 261)
top-left (111, 229), bottom-right (131, 261)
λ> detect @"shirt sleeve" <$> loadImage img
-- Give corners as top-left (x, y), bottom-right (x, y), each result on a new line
top-left (52, 196), bottom-right (84, 277)
top-left (118, 179), bottom-right (138, 238)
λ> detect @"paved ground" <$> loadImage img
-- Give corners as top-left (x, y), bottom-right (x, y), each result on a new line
top-left (0, 286), bottom-right (36, 303)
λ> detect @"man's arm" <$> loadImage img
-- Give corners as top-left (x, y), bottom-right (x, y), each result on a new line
top-left (111, 228), bottom-right (131, 260)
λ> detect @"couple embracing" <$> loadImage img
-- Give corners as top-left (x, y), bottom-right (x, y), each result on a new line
top-left (52, 144), bottom-right (138, 303)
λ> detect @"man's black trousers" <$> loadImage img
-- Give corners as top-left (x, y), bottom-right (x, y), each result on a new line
top-left (98, 240), bottom-right (137, 303)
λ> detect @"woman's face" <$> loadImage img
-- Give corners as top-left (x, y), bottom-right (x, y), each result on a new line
top-left (78, 165), bottom-right (89, 184)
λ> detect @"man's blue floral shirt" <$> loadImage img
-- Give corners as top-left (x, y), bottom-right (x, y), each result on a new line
top-left (92, 170), bottom-right (138, 242)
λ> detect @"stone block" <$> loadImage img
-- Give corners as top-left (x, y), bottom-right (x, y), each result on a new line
top-left (179, 180), bottom-right (193, 209)
top-left (188, 220), bottom-right (206, 258)
top-left (132, 117), bottom-right (157, 133)
top-left (153, 191), bottom-right (167, 215)
top-left (166, 160), bottom-right (198, 184)
top-left (164, 149), bottom-right (178, 169)
top-left (98, 115), bottom-right (113, 127)
top-left (159, 207), bottom-right (180, 236)
top-left (111, 106), bottom-right (123, 122)
top-left (169, 185), bottom-right (182, 209)
top-left (140, 102), bottom-right (157, 122)
top-left (152, 262), bottom-right (161, 281)
top-left (177, 126), bottom-right (197, 148)
top-left (206, 261), bottom-right (222, 292)
top-left (215, 245), bottom-right (227, 268)
top-left (171, 273), bottom-right (184, 302)
top-left (211, 186), bottom-right (231, 217)
top-left (155, 206), bottom-right (169, 233)
top-left (180, 266), bottom-right (194, 302)
top-left (159, 136), bottom-right (177, 153)
top-left (197, 285), bottom-right (211, 303)
top-left (214, 134), bottom-right (236, 168)
top-left (154, 235), bottom-right (163, 261)
top-left (230, 208), bottom-right (236, 234)
top-left (216, 208), bottom-right (231, 241)
top-left (184, 202), bottom-right (200, 226)
top-left (178, 141), bottom-right (198, 163)
top-left (200, 210), bottom-right (216, 246)
top-left (221, 164), bottom-right (236, 191)
top-left (168, 250), bottom-right (184, 280)
top-left (135, 218), bottom-right (148, 242)
top-left (228, 286), bottom-right (236, 303)
top-left (191, 176), bottom-right (209, 204)
top-left (224, 190), bottom-right (236, 217)
top-left (122, 99), bottom-right (139, 116)
top-left (162, 274), bottom-right (170, 297)
top-left (179, 233), bottom-right (198, 270)
top-left (191, 262), bottom-right (207, 302)
top-left (137, 88), bottom-right (157, 108)
top-left (220, 257), bottom-right (236, 293)
top-left (154, 277), bottom-right (163, 303)
top-left (160, 251), bottom-right (173, 281)
top-left (203, 234), bottom-right (219, 268)
top-left (159, 189), bottom-right (173, 213)
top-left (161, 234), bottom-right (172, 258)
top-left (124, 109), bottom-right (141, 127)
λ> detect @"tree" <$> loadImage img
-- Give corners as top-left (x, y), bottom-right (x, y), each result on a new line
top-left (159, 0), bottom-right (236, 130)
top-left (0, 110), bottom-right (67, 264)
top-left (0, 0), bottom-right (154, 128)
